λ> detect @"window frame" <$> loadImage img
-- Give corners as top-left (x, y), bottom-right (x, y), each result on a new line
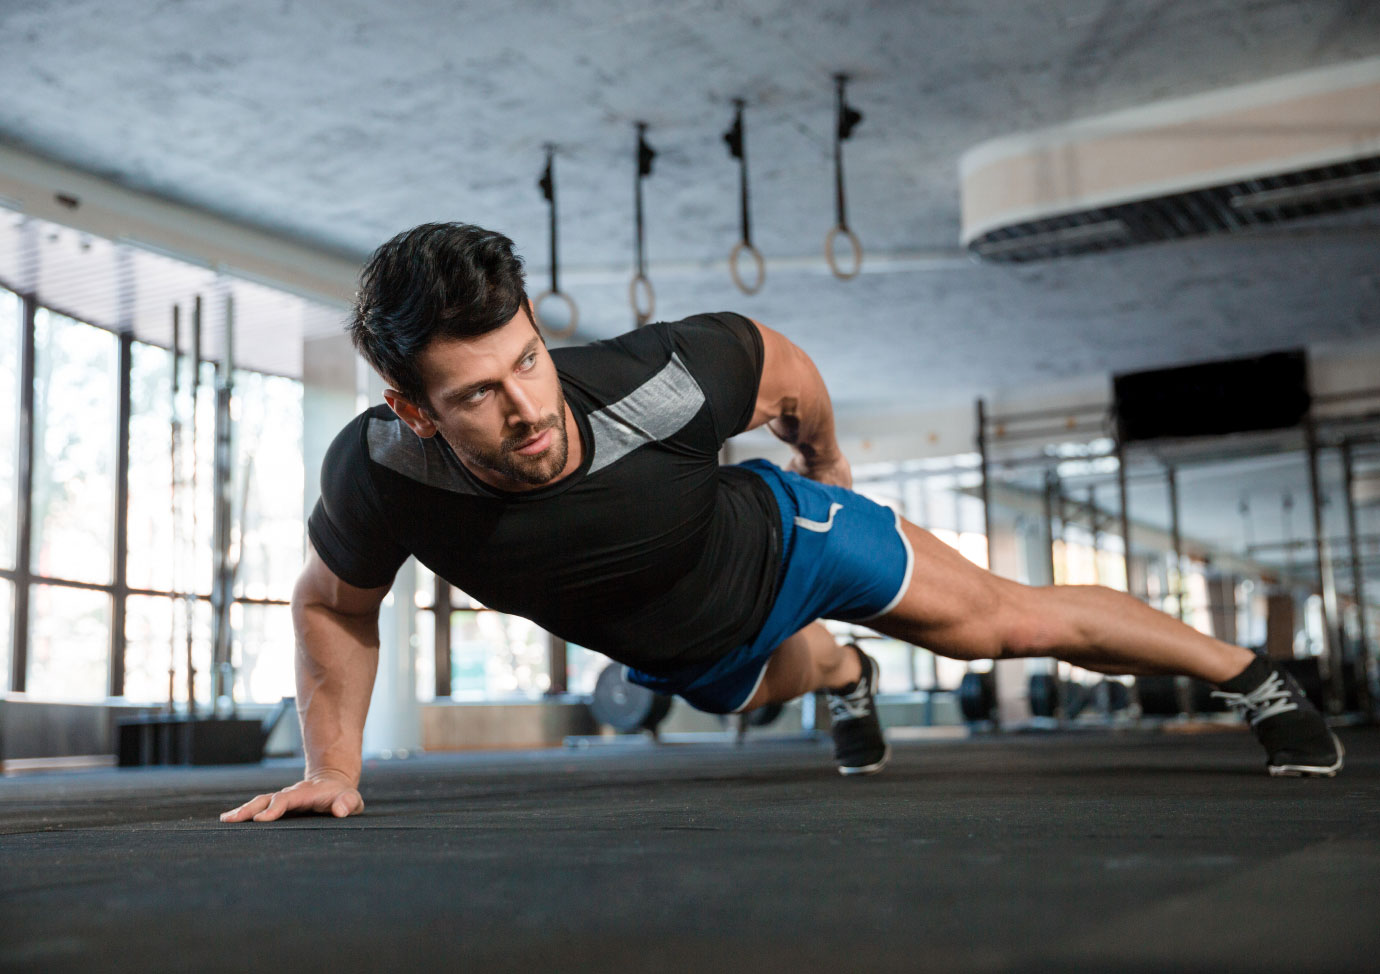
top-left (0, 279), bottom-right (301, 702)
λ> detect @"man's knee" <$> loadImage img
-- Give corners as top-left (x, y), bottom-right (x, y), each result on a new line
top-left (997, 584), bottom-right (1089, 658)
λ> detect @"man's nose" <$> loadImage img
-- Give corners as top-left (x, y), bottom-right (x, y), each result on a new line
top-left (504, 380), bottom-right (543, 426)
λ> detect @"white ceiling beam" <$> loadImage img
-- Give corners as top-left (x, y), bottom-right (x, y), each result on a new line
top-left (0, 142), bottom-right (359, 308)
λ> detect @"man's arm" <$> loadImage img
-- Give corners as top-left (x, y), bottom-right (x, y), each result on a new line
top-left (220, 543), bottom-right (389, 822)
top-left (745, 319), bottom-right (851, 488)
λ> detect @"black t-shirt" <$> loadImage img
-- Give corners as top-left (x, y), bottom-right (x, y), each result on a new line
top-left (307, 312), bottom-right (782, 673)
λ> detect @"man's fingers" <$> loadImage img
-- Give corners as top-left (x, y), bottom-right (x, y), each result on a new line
top-left (331, 792), bottom-right (363, 818)
top-left (220, 781), bottom-right (362, 823)
top-left (220, 794), bottom-right (272, 823)
top-left (252, 791), bottom-right (294, 822)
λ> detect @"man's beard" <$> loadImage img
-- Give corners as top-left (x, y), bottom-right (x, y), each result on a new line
top-left (454, 386), bottom-right (570, 487)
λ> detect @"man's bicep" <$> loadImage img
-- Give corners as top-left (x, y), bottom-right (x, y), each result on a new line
top-left (296, 541), bottom-right (391, 617)
top-left (745, 318), bottom-right (807, 432)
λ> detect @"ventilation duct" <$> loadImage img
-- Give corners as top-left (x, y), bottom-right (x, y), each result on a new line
top-left (959, 58), bottom-right (1380, 262)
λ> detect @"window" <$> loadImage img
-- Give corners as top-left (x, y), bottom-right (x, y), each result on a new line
top-left (0, 217), bottom-right (318, 708)
top-left (233, 602), bottom-right (295, 703)
top-left (126, 341), bottom-right (175, 592)
top-left (0, 579), bottom-right (12, 693)
top-left (566, 643), bottom-right (608, 696)
top-left (27, 584), bottom-right (111, 701)
top-left (450, 609), bottom-right (549, 699)
top-left (30, 309), bottom-right (119, 584)
top-left (123, 593), bottom-right (212, 706)
top-left (0, 286), bottom-right (19, 570)
top-left (232, 369), bottom-right (304, 601)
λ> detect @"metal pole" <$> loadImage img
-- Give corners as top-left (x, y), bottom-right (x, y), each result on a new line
top-left (1087, 486), bottom-right (1101, 585)
top-left (187, 296), bottom-right (201, 713)
top-left (110, 330), bottom-right (133, 698)
top-left (975, 398), bottom-right (998, 727)
top-left (168, 304), bottom-right (181, 711)
top-left (976, 398), bottom-right (993, 569)
top-left (1043, 468), bottom-right (1067, 720)
top-left (1303, 417), bottom-right (1344, 713)
top-left (1167, 465), bottom-right (1186, 621)
top-left (210, 290), bottom-right (236, 713)
top-left (108, 246), bottom-right (136, 700)
top-left (433, 574), bottom-right (451, 699)
top-left (1115, 434), bottom-right (1136, 598)
top-left (547, 634), bottom-right (569, 696)
top-left (9, 291), bottom-right (37, 694)
top-left (1042, 468), bottom-right (1059, 586)
top-left (1340, 441), bottom-right (1374, 718)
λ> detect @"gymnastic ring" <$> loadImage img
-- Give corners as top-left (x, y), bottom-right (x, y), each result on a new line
top-left (629, 273), bottom-right (656, 326)
top-left (728, 240), bottom-right (766, 296)
top-left (824, 225), bottom-right (863, 280)
top-left (533, 289), bottom-right (579, 339)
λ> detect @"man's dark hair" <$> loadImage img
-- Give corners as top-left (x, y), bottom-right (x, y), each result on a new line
top-left (349, 223), bottom-right (529, 413)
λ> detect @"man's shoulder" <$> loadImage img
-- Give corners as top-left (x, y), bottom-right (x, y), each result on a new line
top-left (321, 404), bottom-right (425, 489)
top-left (553, 312), bottom-right (754, 384)
top-left (325, 404), bottom-right (393, 461)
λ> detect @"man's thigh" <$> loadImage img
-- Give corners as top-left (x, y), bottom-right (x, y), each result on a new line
top-left (865, 517), bottom-right (1023, 660)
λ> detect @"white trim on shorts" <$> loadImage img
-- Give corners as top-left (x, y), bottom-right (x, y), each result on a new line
top-left (729, 659), bottom-right (773, 714)
top-left (730, 507), bottom-right (913, 712)
top-left (850, 509), bottom-right (915, 623)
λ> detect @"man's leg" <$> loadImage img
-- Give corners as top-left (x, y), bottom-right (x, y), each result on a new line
top-left (868, 518), bottom-right (1255, 680)
top-left (740, 622), bottom-right (860, 710)
top-left (861, 517), bottom-right (1339, 776)
top-left (740, 623), bottom-right (888, 776)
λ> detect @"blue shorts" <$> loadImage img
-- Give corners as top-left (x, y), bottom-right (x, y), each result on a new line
top-left (626, 459), bottom-right (914, 714)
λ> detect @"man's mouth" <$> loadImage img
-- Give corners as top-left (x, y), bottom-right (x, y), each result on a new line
top-left (512, 428), bottom-right (553, 457)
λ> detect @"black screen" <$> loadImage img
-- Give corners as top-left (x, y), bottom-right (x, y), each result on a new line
top-left (1113, 350), bottom-right (1310, 444)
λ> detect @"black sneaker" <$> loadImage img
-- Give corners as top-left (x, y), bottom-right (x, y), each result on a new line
top-left (824, 646), bottom-right (890, 776)
top-left (1211, 664), bottom-right (1344, 777)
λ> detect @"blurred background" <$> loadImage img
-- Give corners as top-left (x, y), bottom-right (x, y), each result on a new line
top-left (0, 0), bottom-right (1377, 764)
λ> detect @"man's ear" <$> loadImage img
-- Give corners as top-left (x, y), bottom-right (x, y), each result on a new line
top-left (382, 389), bottom-right (439, 438)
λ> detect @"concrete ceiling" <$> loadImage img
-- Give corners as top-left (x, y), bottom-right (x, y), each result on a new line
top-left (1, 0), bottom-right (1379, 409)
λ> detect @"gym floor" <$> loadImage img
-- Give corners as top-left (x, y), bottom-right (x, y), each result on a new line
top-left (2, 726), bottom-right (1377, 973)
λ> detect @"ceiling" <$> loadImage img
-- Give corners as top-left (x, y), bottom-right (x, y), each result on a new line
top-left (1, 0), bottom-right (1379, 408)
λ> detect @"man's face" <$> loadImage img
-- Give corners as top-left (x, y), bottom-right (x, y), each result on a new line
top-left (387, 309), bottom-right (572, 491)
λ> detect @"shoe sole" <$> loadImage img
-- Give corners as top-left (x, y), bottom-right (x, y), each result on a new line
top-left (838, 743), bottom-right (891, 777)
top-left (1269, 733), bottom-right (1345, 777)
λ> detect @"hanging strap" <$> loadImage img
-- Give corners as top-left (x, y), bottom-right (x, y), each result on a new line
top-left (826, 73), bottom-right (864, 280)
top-left (630, 122), bottom-right (657, 326)
top-left (723, 99), bottom-right (765, 295)
top-left (534, 144), bottom-right (578, 338)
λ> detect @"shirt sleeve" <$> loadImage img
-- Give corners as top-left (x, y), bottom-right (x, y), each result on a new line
top-left (659, 311), bottom-right (765, 445)
top-left (306, 414), bottom-right (410, 589)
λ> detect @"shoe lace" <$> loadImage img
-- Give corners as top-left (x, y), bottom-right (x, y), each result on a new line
top-left (1210, 672), bottom-right (1299, 726)
top-left (827, 670), bottom-right (873, 722)
top-left (828, 693), bottom-right (871, 722)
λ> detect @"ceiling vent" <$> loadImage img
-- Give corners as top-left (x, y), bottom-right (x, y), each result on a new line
top-left (959, 58), bottom-right (1380, 262)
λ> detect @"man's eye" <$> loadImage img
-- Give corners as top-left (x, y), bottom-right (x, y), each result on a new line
top-left (465, 387), bottom-right (489, 404)
top-left (519, 353), bottom-right (538, 370)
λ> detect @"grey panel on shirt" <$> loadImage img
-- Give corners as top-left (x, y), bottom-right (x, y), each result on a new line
top-left (588, 353), bottom-right (705, 475)
top-left (366, 416), bottom-right (482, 495)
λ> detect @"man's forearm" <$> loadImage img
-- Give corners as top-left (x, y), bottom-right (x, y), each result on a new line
top-left (293, 600), bottom-right (380, 786)
top-left (764, 342), bottom-right (842, 470)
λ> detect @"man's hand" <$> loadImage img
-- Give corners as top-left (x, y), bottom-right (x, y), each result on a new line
top-left (782, 443), bottom-right (852, 489)
top-left (790, 449), bottom-right (852, 489)
top-left (219, 770), bottom-right (363, 823)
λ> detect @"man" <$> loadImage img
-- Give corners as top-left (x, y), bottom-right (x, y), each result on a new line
top-left (222, 224), bottom-right (1342, 823)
